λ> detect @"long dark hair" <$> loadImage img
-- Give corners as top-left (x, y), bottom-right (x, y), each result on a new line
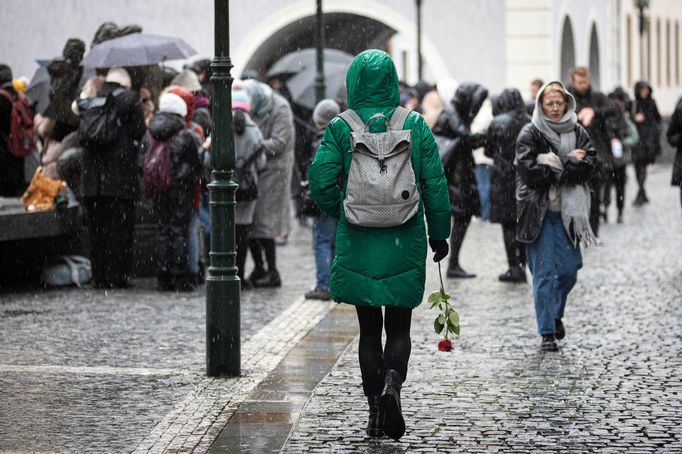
top-left (232, 109), bottom-right (246, 135)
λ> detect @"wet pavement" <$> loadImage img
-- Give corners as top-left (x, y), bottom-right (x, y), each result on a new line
top-left (1, 164), bottom-right (680, 453)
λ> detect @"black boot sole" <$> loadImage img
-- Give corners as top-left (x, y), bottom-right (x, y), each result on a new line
top-left (380, 393), bottom-right (405, 441)
top-left (366, 427), bottom-right (384, 437)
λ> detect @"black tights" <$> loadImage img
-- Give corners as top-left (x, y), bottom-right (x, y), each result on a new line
top-left (236, 225), bottom-right (251, 281)
top-left (249, 238), bottom-right (277, 272)
top-left (603, 167), bottom-right (627, 214)
top-left (635, 163), bottom-right (648, 195)
top-left (502, 222), bottom-right (525, 269)
top-left (448, 215), bottom-right (471, 269)
top-left (355, 306), bottom-right (412, 397)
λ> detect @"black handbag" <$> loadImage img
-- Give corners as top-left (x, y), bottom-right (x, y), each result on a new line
top-left (234, 151), bottom-right (260, 202)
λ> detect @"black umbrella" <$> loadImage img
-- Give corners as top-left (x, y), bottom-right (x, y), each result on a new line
top-left (81, 33), bottom-right (196, 68)
top-left (266, 48), bottom-right (353, 110)
top-left (25, 64), bottom-right (50, 114)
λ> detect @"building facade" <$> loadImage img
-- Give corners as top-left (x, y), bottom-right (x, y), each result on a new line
top-left (1, 0), bottom-right (681, 112)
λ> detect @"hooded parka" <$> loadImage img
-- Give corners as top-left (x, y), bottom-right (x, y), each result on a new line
top-left (666, 97), bottom-right (682, 187)
top-left (485, 89), bottom-right (530, 224)
top-left (432, 82), bottom-right (488, 219)
top-left (308, 50), bottom-right (451, 309)
top-left (632, 81), bottom-right (662, 165)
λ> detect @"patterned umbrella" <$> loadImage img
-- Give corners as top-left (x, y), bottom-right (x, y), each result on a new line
top-left (81, 33), bottom-right (196, 68)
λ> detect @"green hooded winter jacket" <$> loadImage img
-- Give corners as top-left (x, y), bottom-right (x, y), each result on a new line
top-left (308, 49), bottom-right (451, 309)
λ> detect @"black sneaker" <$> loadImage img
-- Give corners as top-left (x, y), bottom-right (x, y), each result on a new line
top-left (446, 265), bottom-right (476, 279)
top-left (252, 269), bottom-right (281, 288)
top-left (304, 287), bottom-right (332, 300)
top-left (555, 319), bottom-right (565, 340)
top-left (541, 334), bottom-right (558, 352)
top-left (498, 267), bottom-right (527, 283)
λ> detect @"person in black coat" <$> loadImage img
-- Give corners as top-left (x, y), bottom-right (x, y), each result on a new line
top-left (567, 67), bottom-right (615, 234)
top-left (485, 88), bottom-right (530, 283)
top-left (432, 82), bottom-right (488, 278)
top-left (631, 80), bottom-right (662, 205)
top-left (80, 67), bottom-right (146, 288)
top-left (0, 63), bottom-right (26, 197)
top-left (666, 96), bottom-right (682, 208)
top-left (145, 92), bottom-right (202, 291)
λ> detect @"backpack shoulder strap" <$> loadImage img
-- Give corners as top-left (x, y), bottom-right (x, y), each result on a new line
top-left (389, 106), bottom-right (410, 130)
top-left (0, 88), bottom-right (13, 103)
top-left (338, 109), bottom-right (365, 132)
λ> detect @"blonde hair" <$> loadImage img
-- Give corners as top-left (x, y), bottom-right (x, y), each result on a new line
top-left (539, 83), bottom-right (569, 104)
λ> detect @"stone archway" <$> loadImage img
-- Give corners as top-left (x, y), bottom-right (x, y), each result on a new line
top-left (560, 16), bottom-right (576, 84)
top-left (589, 24), bottom-right (601, 90)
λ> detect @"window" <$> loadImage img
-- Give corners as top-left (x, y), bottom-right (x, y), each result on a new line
top-left (667, 20), bottom-right (672, 86)
top-left (656, 18), bottom-right (661, 87)
top-left (627, 15), bottom-right (632, 87)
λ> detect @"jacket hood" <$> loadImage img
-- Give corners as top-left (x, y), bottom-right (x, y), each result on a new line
top-left (534, 80), bottom-right (577, 120)
top-left (242, 79), bottom-right (273, 119)
top-left (0, 64), bottom-right (12, 85)
top-left (453, 82), bottom-right (488, 124)
top-left (634, 80), bottom-right (653, 99)
top-left (494, 88), bottom-right (525, 115)
top-left (149, 111), bottom-right (185, 141)
top-left (346, 50), bottom-right (400, 110)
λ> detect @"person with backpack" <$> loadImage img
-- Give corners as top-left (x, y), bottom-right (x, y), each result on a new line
top-left (231, 84), bottom-right (265, 289)
top-left (308, 50), bottom-right (451, 441)
top-left (303, 98), bottom-right (340, 301)
top-left (144, 92), bottom-right (202, 292)
top-left (79, 67), bottom-right (145, 288)
top-left (0, 63), bottom-right (34, 196)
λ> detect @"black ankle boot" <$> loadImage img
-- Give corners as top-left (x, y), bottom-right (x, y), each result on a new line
top-left (366, 395), bottom-right (384, 437)
top-left (380, 369), bottom-right (405, 441)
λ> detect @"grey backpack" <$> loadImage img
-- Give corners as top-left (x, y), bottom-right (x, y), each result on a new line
top-left (338, 107), bottom-right (420, 227)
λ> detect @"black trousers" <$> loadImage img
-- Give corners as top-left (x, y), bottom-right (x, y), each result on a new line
top-left (83, 196), bottom-right (136, 287)
top-left (502, 222), bottom-right (525, 269)
top-left (355, 306), bottom-right (412, 397)
top-left (588, 179), bottom-right (601, 236)
top-left (156, 188), bottom-right (193, 277)
top-left (448, 215), bottom-right (472, 269)
top-left (249, 238), bottom-right (277, 272)
top-left (603, 166), bottom-right (627, 214)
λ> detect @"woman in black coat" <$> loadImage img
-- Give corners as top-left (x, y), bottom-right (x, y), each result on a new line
top-left (631, 81), bottom-right (662, 205)
top-left (666, 96), bottom-right (682, 208)
top-left (432, 82), bottom-right (488, 278)
top-left (485, 88), bottom-right (530, 283)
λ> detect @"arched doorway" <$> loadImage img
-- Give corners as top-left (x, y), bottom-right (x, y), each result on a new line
top-left (242, 12), bottom-right (396, 79)
top-left (589, 24), bottom-right (601, 90)
top-left (560, 16), bottom-right (576, 84)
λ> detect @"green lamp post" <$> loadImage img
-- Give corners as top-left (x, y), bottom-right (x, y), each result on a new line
top-left (315, 0), bottom-right (326, 105)
top-left (207, 0), bottom-right (240, 377)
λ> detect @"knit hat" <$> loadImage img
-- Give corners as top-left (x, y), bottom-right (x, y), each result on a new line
top-left (159, 92), bottom-right (188, 118)
top-left (312, 98), bottom-right (340, 128)
top-left (231, 84), bottom-right (250, 112)
top-left (168, 86), bottom-right (195, 125)
top-left (105, 67), bottom-right (131, 89)
top-left (171, 69), bottom-right (202, 92)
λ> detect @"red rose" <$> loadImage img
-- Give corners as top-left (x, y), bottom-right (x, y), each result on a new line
top-left (438, 339), bottom-right (453, 352)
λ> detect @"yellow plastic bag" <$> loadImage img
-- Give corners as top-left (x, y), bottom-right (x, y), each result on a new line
top-left (22, 166), bottom-right (66, 212)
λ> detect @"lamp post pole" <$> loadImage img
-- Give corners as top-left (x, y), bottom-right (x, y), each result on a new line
top-left (207, 0), bottom-right (240, 377)
top-left (416, 0), bottom-right (423, 81)
top-left (636, 0), bottom-right (649, 80)
top-left (315, 0), bottom-right (326, 104)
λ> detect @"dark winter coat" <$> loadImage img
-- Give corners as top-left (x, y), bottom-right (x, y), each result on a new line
top-left (514, 123), bottom-right (596, 243)
top-left (432, 82), bottom-right (488, 218)
top-left (485, 89), bottom-right (530, 224)
top-left (0, 81), bottom-right (25, 196)
top-left (666, 97), bottom-right (682, 186)
top-left (80, 82), bottom-right (146, 200)
top-left (568, 85), bottom-right (615, 173)
top-left (147, 111), bottom-right (202, 186)
top-left (632, 81), bottom-right (662, 165)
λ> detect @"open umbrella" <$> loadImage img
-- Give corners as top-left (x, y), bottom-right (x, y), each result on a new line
top-left (266, 48), bottom-right (353, 110)
top-left (25, 64), bottom-right (50, 114)
top-left (81, 33), bottom-right (196, 68)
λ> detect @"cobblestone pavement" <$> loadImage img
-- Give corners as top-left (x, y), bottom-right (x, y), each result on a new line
top-left (0, 216), bottom-right (318, 452)
top-left (283, 164), bottom-right (682, 453)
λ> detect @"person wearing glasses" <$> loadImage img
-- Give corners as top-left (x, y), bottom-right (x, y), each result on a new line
top-left (515, 81), bottom-right (597, 352)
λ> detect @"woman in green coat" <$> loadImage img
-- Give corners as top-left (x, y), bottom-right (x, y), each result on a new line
top-left (308, 50), bottom-right (451, 441)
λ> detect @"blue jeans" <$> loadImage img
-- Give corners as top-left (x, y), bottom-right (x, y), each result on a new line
top-left (313, 214), bottom-right (337, 291)
top-left (526, 212), bottom-right (583, 335)
top-left (475, 164), bottom-right (491, 220)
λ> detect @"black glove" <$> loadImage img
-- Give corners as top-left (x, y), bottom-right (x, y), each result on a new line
top-left (428, 238), bottom-right (449, 262)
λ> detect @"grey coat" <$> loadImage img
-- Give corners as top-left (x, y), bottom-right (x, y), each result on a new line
top-left (235, 114), bottom-right (266, 225)
top-left (251, 92), bottom-right (295, 238)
